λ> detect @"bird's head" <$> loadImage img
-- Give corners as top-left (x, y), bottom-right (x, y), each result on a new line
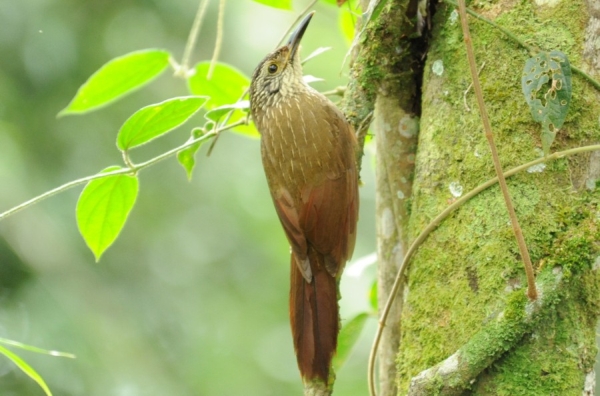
top-left (250, 11), bottom-right (314, 111)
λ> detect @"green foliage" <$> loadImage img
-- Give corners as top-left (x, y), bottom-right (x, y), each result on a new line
top-left (188, 62), bottom-right (258, 138)
top-left (188, 62), bottom-right (249, 109)
top-left (0, 3), bottom-right (373, 395)
top-left (177, 128), bottom-right (207, 180)
top-left (0, 338), bottom-right (75, 359)
top-left (339, 7), bottom-right (357, 46)
top-left (333, 312), bottom-right (369, 371)
top-left (0, 344), bottom-right (53, 396)
top-left (521, 51), bottom-right (572, 154)
top-left (59, 49), bottom-right (171, 116)
top-left (0, 338), bottom-right (74, 396)
top-left (116, 96), bottom-right (207, 151)
top-left (252, 0), bottom-right (292, 10)
top-left (43, 3), bottom-right (362, 260)
top-left (369, 280), bottom-right (377, 311)
top-left (548, 234), bottom-right (597, 278)
top-left (76, 167), bottom-right (139, 261)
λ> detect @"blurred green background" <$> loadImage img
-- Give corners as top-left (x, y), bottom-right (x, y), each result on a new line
top-left (0, 0), bottom-right (376, 395)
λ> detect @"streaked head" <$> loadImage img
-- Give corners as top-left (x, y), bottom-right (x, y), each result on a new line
top-left (250, 12), bottom-right (314, 111)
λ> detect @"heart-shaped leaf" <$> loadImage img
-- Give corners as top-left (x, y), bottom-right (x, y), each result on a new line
top-left (76, 167), bottom-right (139, 261)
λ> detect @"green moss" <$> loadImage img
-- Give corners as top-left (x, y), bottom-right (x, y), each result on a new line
top-left (398, 0), bottom-right (600, 394)
top-left (470, 267), bottom-right (599, 395)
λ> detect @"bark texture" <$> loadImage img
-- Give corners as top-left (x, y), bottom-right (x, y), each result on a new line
top-left (397, 0), bottom-right (600, 395)
top-left (342, 2), bottom-right (422, 392)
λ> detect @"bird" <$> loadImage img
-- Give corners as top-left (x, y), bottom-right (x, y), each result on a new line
top-left (249, 11), bottom-right (359, 395)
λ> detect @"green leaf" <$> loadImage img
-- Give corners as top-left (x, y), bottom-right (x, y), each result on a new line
top-left (77, 167), bottom-right (139, 261)
top-left (188, 63), bottom-right (259, 139)
top-left (188, 62), bottom-right (250, 109)
top-left (0, 344), bottom-right (52, 396)
top-left (521, 50), bottom-right (572, 154)
top-left (339, 7), bottom-right (356, 46)
top-left (117, 96), bottom-right (207, 151)
top-left (252, 0), bottom-right (292, 10)
top-left (59, 49), bottom-right (171, 116)
top-left (333, 312), bottom-right (369, 371)
top-left (369, 280), bottom-right (378, 311)
top-left (0, 338), bottom-right (75, 359)
top-left (177, 128), bottom-right (206, 180)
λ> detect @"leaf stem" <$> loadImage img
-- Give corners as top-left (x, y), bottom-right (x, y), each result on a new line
top-left (367, 143), bottom-right (600, 396)
top-left (0, 120), bottom-right (246, 221)
top-left (458, 0), bottom-right (537, 300)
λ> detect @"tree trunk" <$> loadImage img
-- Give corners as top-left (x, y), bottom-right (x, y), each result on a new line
top-left (390, 0), bottom-right (600, 395)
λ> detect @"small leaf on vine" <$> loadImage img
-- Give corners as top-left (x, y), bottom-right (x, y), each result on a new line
top-left (188, 62), bottom-right (258, 138)
top-left (76, 167), bottom-right (139, 261)
top-left (177, 128), bottom-right (206, 180)
top-left (204, 101), bottom-right (259, 139)
top-left (521, 50), bottom-right (572, 154)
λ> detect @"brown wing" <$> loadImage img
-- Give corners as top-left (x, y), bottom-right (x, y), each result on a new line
top-left (271, 187), bottom-right (312, 280)
top-left (260, 94), bottom-right (358, 281)
top-left (298, 104), bottom-right (359, 278)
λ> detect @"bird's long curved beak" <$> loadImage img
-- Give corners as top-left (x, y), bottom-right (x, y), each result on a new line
top-left (287, 11), bottom-right (315, 60)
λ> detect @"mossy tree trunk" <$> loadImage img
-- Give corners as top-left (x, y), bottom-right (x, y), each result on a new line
top-left (345, 0), bottom-right (599, 394)
top-left (386, 0), bottom-right (600, 395)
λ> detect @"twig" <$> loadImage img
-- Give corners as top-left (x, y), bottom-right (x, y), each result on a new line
top-left (0, 119), bottom-right (247, 221)
top-left (367, 143), bottom-right (600, 396)
top-left (458, 0), bottom-right (537, 300)
top-left (175, 0), bottom-right (211, 78)
top-left (207, 0), bottom-right (226, 79)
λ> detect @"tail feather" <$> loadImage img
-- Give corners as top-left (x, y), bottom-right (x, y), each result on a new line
top-left (290, 249), bottom-right (339, 384)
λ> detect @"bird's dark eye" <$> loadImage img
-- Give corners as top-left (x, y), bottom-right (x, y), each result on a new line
top-left (268, 64), bottom-right (278, 74)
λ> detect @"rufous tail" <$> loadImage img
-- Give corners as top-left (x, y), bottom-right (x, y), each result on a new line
top-left (289, 248), bottom-right (339, 386)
